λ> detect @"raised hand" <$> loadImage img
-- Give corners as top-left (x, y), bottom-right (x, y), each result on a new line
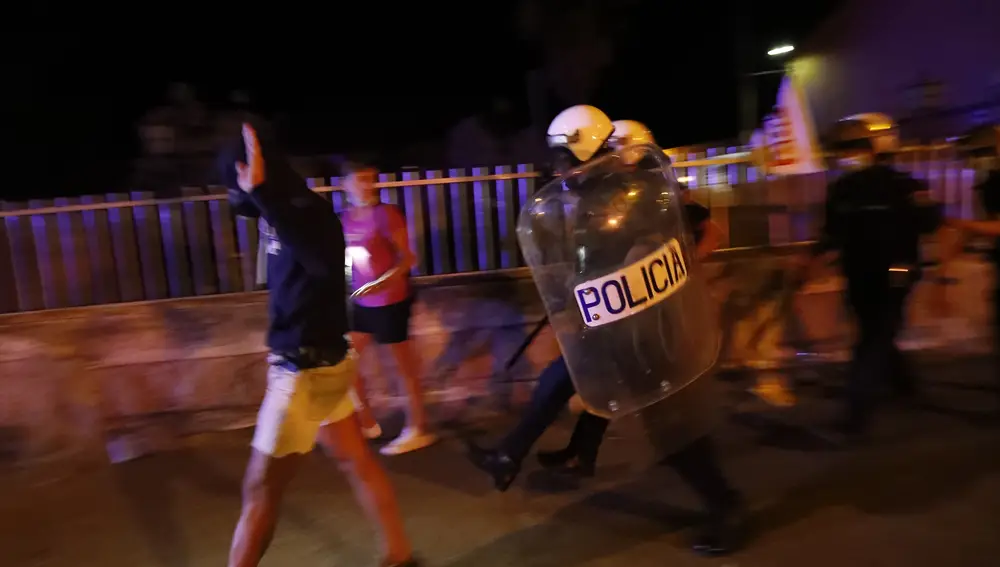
top-left (235, 123), bottom-right (266, 192)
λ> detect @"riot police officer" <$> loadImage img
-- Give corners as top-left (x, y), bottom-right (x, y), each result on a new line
top-left (796, 120), bottom-right (948, 440)
top-left (468, 106), bottom-right (744, 556)
top-left (536, 119), bottom-right (725, 477)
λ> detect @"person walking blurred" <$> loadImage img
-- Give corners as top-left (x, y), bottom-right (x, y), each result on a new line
top-left (341, 160), bottom-right (437, 455)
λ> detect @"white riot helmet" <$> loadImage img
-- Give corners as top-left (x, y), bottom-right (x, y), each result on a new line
top-left (609, 120), bottom-right (655, 149)
top-left (546, 105), bottom-right (615, 163)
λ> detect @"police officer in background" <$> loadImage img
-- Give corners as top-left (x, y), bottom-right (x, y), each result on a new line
top-left (795, 120), bottom-right (950, 441)
top-left (469, 106), bottom-right (744, 556)
top-left (940, 124), bottom-right (1000, 414)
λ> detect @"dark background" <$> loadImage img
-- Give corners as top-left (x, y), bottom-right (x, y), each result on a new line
top-left (3, 0), bottom-right (842, 200)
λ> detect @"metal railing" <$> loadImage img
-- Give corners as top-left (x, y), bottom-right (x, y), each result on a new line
top-left (0, 144), bottom-right (987, 314)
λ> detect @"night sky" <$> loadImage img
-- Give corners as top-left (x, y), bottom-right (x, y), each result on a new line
top-left (5, 0), bottom-right (841, 199)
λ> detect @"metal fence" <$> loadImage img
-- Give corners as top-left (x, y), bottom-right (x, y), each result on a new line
top-left (0, 145), bottom-right (987, 314)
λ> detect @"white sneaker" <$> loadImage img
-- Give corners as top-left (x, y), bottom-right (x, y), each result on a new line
top-left (379, 427), bottom-right (437, 456)
top-left (362, 423), bottom-right (383, 440)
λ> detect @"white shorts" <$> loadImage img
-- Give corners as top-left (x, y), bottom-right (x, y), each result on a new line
top-left (251, 354), bottom-right (358, 458)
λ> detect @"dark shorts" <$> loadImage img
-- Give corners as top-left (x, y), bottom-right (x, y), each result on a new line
top-left (350, 296), bottom-right (414, 344)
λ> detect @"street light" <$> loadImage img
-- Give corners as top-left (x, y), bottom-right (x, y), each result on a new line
top-left (767, 44), bottom-right (795, 57)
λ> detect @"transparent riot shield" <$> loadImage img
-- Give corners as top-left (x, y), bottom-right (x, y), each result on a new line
top-left (517, 144), bottom-right (720, 419)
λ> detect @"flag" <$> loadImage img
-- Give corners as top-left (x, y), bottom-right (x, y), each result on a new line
top-left (753, 72), bottom-right (826, 176)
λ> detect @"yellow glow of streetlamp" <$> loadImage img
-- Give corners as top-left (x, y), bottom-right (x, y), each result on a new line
top-left (767, 45), bottom-right (795, 57)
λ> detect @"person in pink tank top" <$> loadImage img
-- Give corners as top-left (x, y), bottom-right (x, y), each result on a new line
top-left (341, 161), bottom-right (436, 456)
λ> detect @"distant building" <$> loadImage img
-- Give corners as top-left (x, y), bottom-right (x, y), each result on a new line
top-left (792, 0), bottom-right (1000, 143)
top-left (442, 0), bottom-right (624, 169)
top-left (137, 83), bottom-right (214, 157)
top-left (133, 86), bottom-right (273, 193)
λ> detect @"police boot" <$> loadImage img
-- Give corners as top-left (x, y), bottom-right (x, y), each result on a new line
top-left (663, 437), bottom-right (747, 555)
top-left (537, 448), bottom-right (596, 478)
top-left (691, 491), bottom-right (746, 557)
top-left (467, 444), bottom-right (520, 492)
top-left (829, 403), bottom-right (875, 447)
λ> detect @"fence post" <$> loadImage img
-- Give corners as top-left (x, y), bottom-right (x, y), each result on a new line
top-left (207, 187), bottom-right (244, 293)
top-left (424, 170), bottom-right (451, 275)
top-left (705, 147), bottom-right (719, 187)
top-left (79, 195), bottom-right (121, 304)
top-left (0, 203), bottom-right (21, 313)
top-left (378, 173), bottom-right (399, 206)
top-left (448, 168), bottom-right (475, 273)
top-left (494, 165), bottom-right (518, 269)
top-left (235, 215), bottom-right (260, 292)
top-left (694, 149), bottom-right (709, 187)
top-left (105, 193), bottom-right (145, 301)
top-left (726, 145), bottom-right (747, 187)
top-left (181, 187), bottom-right (218, 296)
top-left (516, 164), bottom-right (535, 267)
top-left (129, 191), bottom-right (168, 300)
top-left (329, 177), bottom-right (347, 214)
top-left (29, 199), bottom-right (69, 309)
top-left (472, 166), bottom-right (497, 271)
top-left (401, 171), bottom-right (428, 276)
top-left (158, 190), bottom-right (194, 298)
top-left (1, 202), bottom-right (43, 311)
top-left (53, 197), bottom-right (93, 307)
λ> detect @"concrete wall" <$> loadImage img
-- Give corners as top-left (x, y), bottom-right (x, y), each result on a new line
top-left (0, 249), bottom-right (994, 466)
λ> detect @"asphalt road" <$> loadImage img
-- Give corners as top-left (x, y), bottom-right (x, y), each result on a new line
top-left (2, 356), bottom-right (998, 567)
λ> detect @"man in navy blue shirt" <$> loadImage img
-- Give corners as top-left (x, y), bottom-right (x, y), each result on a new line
top-left (223, 124), bottom-right (419, 567)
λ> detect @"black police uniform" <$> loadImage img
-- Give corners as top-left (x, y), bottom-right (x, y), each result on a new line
top-left (815, 161), bottom-right (943, 434)
top-left (973, 168), bottom-right (1000, 400)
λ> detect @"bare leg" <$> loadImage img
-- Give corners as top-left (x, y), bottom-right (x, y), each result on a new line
top-left (317, 414), bottom-right (413, 564)
top-left (350, 332), bottom-right (381, 434)
top-left (228, 450), bottom-right (303, 567)
top-left (388, 340), bottom-right (429, 432)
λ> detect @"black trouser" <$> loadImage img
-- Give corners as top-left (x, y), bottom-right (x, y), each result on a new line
top-left (498, 356), bottom-right (576, 463)
top-left (497, 356), bottom-right (737, 514)
top-left (993, 281), bottom-right (1000, 403)
top-left (565, 412), bottom-right (612, 464)
top-left (844, 280), bottom-right (915, 430)
top-left (499, 356), bottom-right (611, 464)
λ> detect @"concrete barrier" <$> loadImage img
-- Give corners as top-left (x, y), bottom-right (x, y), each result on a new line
top-left (0, 248), bottom-right (994, 466)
